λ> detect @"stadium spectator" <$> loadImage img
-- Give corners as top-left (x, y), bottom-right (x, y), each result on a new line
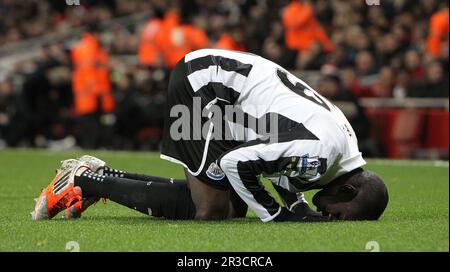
top-left (282, 0), bottom-right (332, 70)
top-left (409, 60), bottom-right (449, 98)
top-left (426, 4), bottom-right (449, 59)
top-left (138, 9), bottom-right (165, 68)
top-left (261, 20), bottom-right (297, 69)
top-left (71, 24), bottom-right (115, 148)
top-left (114, 72), bottom-right (146, 149)
top-left (282, 0), bottom-right (333, 53)
top-left (404, 50), bottom-right (426, 80)
top-left (392, 70), bottom-right (410, 99)
top-left (339, 66), bottom-right (374, 98)
top-left (375, 33), bottom-right (404, 68)
top-left (262, 36), bottom-right (297, 69)
top-left (108, 23), bottom-right (139, 55)
top-left (1, 0), bottom-right (449, 153)
top-left (0, 76), bottom-right (30, 147)
top-left (213, 26), bottom-right (246, 52)
top-left (355, 51), bottom-right (376, 77)
top-left (371, 66), bottom-right (396, 98)
top-left (0, 0), bottom-right (147, 47)
top-left (15, 43), bottom-right (75, 148)
top-left (156, 8), bottom-right (209, 69)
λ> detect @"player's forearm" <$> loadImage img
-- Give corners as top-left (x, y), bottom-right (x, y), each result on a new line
top-left (219, 158), bottom-right (282, 222)
top-left (269, 176), bottom-right (308, 211)
top-left (274, 206), bottom-right (330, 223)
top-left (273, 183), bottom-right (301, 211)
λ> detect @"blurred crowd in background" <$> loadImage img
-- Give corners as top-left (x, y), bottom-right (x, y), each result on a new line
top-left (0, 0), bottom-right (448, 156)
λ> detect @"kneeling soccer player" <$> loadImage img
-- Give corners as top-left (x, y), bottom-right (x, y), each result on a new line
top-left (32, 49), bottom-right (389, 222)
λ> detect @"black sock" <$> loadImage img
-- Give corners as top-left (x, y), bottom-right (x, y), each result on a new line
top-left (74, 170), bottom-right (196, 220)
top-left (102, 166), bottom-right (186, 185)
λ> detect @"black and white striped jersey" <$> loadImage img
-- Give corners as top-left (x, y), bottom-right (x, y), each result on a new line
top-left (184, 49), bottom-right (366, 222)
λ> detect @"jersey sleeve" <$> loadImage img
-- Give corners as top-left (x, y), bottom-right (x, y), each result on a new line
top-left (269, 176), bottom-right (308, 211)
top-left (218, 136), bottom-right (338, 222)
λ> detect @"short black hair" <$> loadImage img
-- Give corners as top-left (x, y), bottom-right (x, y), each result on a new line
top-left (312, 169), bottom-right (389, 221)
top-left (353, 170), bottom-right (389, 220)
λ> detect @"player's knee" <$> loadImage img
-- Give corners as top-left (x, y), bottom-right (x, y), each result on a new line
top-left (230, 192), bottom-right (248, 218)
top-left (195, 205), bottom-right (228, 220)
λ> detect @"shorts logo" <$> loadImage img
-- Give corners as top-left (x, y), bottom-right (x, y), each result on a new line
top-left (206, 162), bottom-right (226, 180)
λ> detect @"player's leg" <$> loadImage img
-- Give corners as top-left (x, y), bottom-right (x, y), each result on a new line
top-left (74, 156), bottom-right (241, 220)
top-left (229, 188), bottom-right (248, 218)
top-left (73, 169), bottom-right (196, 219)
top-left (47, 155), bottom-right (195, 220)
top-left (184, 170), bottom-right (230, 220)
top-left (184, 169), bottom-right (248, 219)
top-left (74, 164), bottom-right (240, 220)
top-left (78, 155), bottom-right (187, 185)
top-left (102, 165), bottom-right (186, 185)
top-left (85, 166), bottom-right (244, 220)
top-left (74, 166), bottom-right (240, 220)
top-left (65, 156), bottom-right (188, 218)
top-left (33, 156), bottom-right (242, 220)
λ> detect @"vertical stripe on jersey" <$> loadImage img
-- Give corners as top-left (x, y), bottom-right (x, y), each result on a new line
top-left (187, 65), bottom-right (248, 95)
top-left (186, 55), bottom-right (253, 77)
top-left (184, 52), bottom-right (254, 105)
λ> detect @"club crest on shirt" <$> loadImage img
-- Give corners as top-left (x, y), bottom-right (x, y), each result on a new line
top-left (206, 162), bottom-right (226, 180)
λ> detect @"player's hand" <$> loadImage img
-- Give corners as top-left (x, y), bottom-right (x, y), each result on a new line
top-left (274, 207), bottom-right (331, 222)
top-left (292, 202), bottom-right (323, 218)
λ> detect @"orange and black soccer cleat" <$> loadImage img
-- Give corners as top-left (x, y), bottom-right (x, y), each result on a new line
top-left (31, 160), bottom-right (91, 220)
top-left (65, 196), bottom-right (95, 219)
top-left (64, 155), bottom-right (107, 219)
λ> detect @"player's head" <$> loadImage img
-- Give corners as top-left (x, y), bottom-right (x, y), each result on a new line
top-left (312, 168), bottom-right (388, 220)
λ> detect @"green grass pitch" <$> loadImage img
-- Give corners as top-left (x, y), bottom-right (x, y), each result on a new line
top-left (0, 149), bottom-right (448, 252)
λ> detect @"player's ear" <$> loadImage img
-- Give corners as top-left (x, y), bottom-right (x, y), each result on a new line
top-left (337, 184), bottom-right (357, 201)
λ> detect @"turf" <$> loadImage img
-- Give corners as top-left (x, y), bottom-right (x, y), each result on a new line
top-left (0, 149), bottom-right (448, 252)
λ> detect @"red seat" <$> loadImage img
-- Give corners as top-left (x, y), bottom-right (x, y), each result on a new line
top-left (425, 109), bottom-right (449, 150)
top-left (365, 108), bottom-right (426, 158)
top-left (389, 109), bottom-right (426, 158)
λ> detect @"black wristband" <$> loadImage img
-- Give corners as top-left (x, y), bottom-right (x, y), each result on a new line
top-left (275, 207), bottom-right (331, 222)
top-left (274, 207), bottom-right (295, 222)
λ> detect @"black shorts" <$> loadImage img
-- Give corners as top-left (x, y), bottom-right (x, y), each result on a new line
top-left (160, 58), bottom-right (240, 190)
